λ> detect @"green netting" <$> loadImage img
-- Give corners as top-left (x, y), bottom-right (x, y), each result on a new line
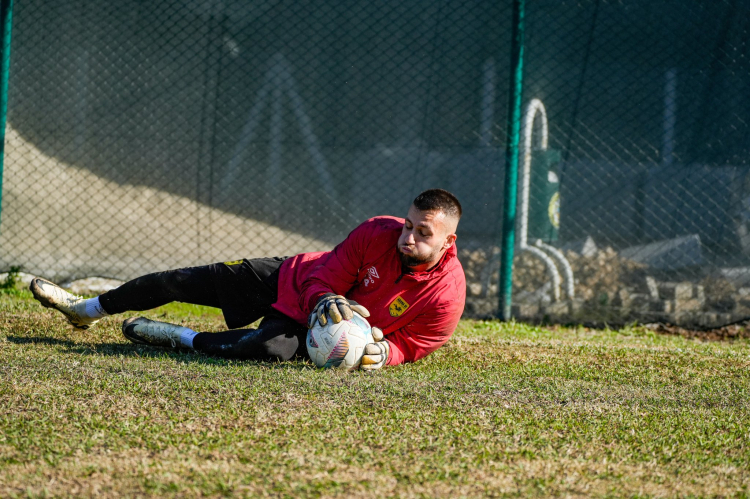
top-left (1, 0), bottom-right (748, 327)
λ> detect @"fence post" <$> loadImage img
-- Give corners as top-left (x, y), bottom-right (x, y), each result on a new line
top-left (498, 0), bottom-right (525, 321)
top-left (0, 0), bottom-right (13, 226)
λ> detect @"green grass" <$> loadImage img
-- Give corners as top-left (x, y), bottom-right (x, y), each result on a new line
top-left (1, 290), bottom-right (749, 498)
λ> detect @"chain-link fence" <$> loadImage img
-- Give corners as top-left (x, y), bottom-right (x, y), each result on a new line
top-left (1, 0), bottom-right (748, 328)
top-left (499, 0), bottom-right (750, 329)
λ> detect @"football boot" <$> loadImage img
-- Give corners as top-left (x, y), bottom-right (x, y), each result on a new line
top-left (122, 317), bottom-right (183, 349)
top-left (29, 278), bottom-right (98, 330)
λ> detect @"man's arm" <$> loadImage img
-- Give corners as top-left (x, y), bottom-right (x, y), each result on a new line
top-left (298, 223), bottom-right (370, 316)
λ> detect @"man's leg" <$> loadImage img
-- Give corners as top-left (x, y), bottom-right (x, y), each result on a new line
top-left (193, 311), bottom-right (307, 361)
top-left (123, 311), bottom-right (308, 362)
top-left (97, 266), bottom-right (221, 314)
top-left (30, 266), bottom-right (220, 330)
top-left (30, 257), bottom-right (286, 330)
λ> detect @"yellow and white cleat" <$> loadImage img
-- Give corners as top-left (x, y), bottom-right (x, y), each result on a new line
top-left (29, 278), bottom-right (98, 330)
top-left (122, 317), bottom-right (183, 349)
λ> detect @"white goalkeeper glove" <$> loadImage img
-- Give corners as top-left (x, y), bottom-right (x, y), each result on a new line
top-left (360, 326), bottom-right (389, 371)
top-left (308, 293), bottom-right (370, 328)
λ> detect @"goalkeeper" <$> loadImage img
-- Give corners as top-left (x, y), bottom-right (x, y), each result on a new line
top-left (30, 189), bottom-right (466, 371)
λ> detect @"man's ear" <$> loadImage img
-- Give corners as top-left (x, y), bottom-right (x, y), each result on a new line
top-left (443, 233), bottom-right (457, 251)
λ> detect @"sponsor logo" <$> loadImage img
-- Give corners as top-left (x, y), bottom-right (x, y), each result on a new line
top-left (549, 192), bottom-right (560, 229)
top-left (224, 260), bottom-right (243, 266)
top-left (363, 266), bottom-right (380, 287)
top-left (389, 296), bottom-right (410, 317)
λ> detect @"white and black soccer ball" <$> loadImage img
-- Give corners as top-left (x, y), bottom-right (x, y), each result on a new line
top-left (306, 312), bottom-right (374, 371)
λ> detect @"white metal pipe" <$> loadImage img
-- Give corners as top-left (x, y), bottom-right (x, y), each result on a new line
top-left (535, 239), bottom-right (575, 299)
top-left (515, 98), bottom-right (579, 303)
top-left (521, 246), bottom-right (561, 302)
top-left (518, 98), bottom-right (548, 248)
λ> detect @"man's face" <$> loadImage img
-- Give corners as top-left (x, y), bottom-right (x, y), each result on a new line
top-left (397, 205), bottom-right (457, 270)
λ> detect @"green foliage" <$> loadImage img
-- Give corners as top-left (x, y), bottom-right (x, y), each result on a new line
top-left (0, 292), bottom-right (748, 497)
top-left (0, 265), bottom-right (23, 296)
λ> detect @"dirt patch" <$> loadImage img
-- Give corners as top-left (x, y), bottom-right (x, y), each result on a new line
top-left (540, 319), bottom-right (750, 342)
top-left (642, 321), bottom-right (750, 341)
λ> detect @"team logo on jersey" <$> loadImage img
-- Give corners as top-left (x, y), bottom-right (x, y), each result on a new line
top-left (389, 296), bottom-right (409, 317)
top-left (224, 260), bottom-right (243, 266)
top-left (363, 266), bottom-right (380, 287)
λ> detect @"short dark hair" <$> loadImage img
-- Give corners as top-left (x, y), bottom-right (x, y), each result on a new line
top-left (412, 188), bottom-right (462, 219)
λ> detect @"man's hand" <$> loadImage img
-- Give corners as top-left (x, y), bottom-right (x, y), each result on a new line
top-left (361, 326), bottom-right (389, 371)
top-left (308, 293), bottom-right (370, 328)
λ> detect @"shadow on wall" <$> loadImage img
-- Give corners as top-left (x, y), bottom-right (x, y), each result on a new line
top-left (560, 160), bottom-right (746, 255)
top-left (7, 0), bottom-right (509, 249)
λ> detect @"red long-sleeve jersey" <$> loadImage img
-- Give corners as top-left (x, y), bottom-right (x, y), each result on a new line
top-left (271, 216), bottom-right (466, 365)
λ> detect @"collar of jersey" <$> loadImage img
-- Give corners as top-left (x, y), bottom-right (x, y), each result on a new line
top-left (398, 244), bottom-right (458, 282)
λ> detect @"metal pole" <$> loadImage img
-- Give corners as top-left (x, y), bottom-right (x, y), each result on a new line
top-left (0, 0), bottom-right (13, 226)
top-left (498, 0), bottom-right (525, 320)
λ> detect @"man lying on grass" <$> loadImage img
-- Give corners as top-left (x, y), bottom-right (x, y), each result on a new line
top-left (29, 189), bottom-right (466, 371)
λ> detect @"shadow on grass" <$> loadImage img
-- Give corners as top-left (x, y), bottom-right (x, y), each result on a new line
top-left (5, 335), bottom-right (312, 370)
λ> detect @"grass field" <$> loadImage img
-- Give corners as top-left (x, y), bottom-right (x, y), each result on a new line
top-left (1, 289), bottom-right (749, 498)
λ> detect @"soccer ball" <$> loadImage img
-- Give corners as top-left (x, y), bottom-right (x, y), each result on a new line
top-left (306, 312), bottom-right (374, 371)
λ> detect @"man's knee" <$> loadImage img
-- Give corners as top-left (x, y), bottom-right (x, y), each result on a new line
top-left (159, 268), bottom-right (193, 293)
top-left (228, 328), bottom-right (300, 361)
top-left (259, 335), bottom-right (300, 362)
top-left (154, 267), bottom-right (213, 304)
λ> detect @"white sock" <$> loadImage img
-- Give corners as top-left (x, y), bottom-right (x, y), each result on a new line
top-left (84, 297), bottom-right (109, 319)
top-left (178, 327), bottom-right (199, 349)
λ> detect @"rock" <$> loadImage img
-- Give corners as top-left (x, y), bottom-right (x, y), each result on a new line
top-left (657, 282), bottom-right (693, 301)
top-left (656, 282), bottom-right (705, 309)
top-left (461, 237), bottom-right (744, 326)
top-left (698, 275), bottom-right (734, 311)
top-left (0, 271), bottom-right (36, 287)
top-left (694, 285), bottom-right (706, 304)
top-left (512, 303), bottom-right (539, 318)
top-left (673, 311), bottom-right (701, 325)
top-left (464, 297), bottom-right (496, 317)
top-left (559, 236), bottom-right (598, 257)
top-left (736, 297), bottom-right (750, 312)
top-left (699, 312), bottom-right (718, 327)
top-left (620, 234), bottom-right (702, 270)
top-left (544, 302), bottom-right (569, 316)
top-left (569, 299), bottom-right (585, 314)
top-left (514, 282), bottom-right (553, 305)
top-left (467, 282), bottom-right (483, 297)
top-left (613, 288), bottom-right (633, 307)
top-left (627, 293), bottom-right (652, 312)
top-left (649, 300), bottom-right (672, 313)
top-left (673, 298), bottom-right (702, 312)
top-left (696, 312), bottom-right (735, 328)
top-left (718, 268), bottom-right (750, 289)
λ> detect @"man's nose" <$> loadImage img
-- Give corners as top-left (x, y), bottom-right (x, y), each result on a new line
top-left (405, 232), bottom-right (415, 244)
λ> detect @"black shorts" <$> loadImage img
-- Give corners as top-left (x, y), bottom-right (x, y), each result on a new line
top-left (100, 256), bottom-right (308, 360)
top-left (208, 257), bottom-right (289, 329)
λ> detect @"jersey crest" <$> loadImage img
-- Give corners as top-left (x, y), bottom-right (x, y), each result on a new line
top-left (389, 296), bottom-right (409, 317)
